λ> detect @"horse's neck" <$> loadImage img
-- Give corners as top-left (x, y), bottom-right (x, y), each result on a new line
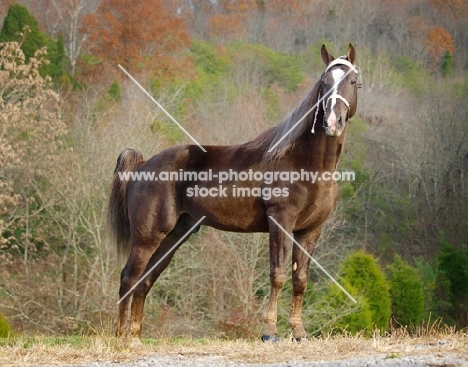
top-left (301, 128), bottom-right (347, 172)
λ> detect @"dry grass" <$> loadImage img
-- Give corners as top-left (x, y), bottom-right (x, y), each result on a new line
top-left (0, 326), bottom-right (467, 367)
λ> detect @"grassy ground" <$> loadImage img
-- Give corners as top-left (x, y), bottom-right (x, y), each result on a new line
top-left (0, 327), bottom-right (467, 367)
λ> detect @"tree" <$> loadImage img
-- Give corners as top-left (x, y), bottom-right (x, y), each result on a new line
top-left (387, 256), bottom-right (425, 327)
top-left (1, 40), bottom-right (134, 333)
top-left (0, 3), bottom-right (68, 80)
top-left (441, 50), bottom-right (454, 76)
top-left (428, 0), bottom-right (468, 21)
top-left (84, 0), bottom-right (191, 77)
top-left (26, 0), bottom-right (96, 75)
top-left (436, 242), bottom-right (468, 328)
top-left (423, 27), bottom-right (456, 70)
top-left (207, 0), bottom-right (257, 42)
top-left (321, 279), bottom-right (374, 335)
top-left (0, 3), bottom-right (44, 60)
top-left (339, 252), bottom-right (391, 331)
top-left (0, 41), bottom-right (67, 255)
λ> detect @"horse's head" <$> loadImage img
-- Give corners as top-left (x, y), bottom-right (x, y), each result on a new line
top-left (319, 44), bottom-right (358, 137)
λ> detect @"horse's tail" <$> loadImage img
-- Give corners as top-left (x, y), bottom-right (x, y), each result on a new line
top-left (107, 148), bottom-right (146, 258)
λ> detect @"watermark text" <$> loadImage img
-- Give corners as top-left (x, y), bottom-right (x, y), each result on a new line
top-left (117, 169), bottom-right (355, 185)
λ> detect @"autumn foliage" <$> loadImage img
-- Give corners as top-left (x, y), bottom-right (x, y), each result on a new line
top-left (84, 0), bottom-right (191, 77)
top-left (428, 0), bottom-right (468, 20)
top-left (423, 27), bottom-right (456, 67)
top-left (206, 0), bottom-right (257, 42)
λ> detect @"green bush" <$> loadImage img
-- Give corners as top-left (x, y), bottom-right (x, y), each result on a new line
top-left (324, 279), bottom-right (374, 335)
top-left (391, 56), bottom-right (428, 95)
top-left (108, 80), bottom-right (122, 102)
top-left (414, 258), bottom-right (438, 321)
top-left (441, 51), bottom-right (453, 77)
top-left (0, 314), bottom-right (13, 338)
top-left (436, 242), bottom-right (468, 328)
top-left (387, 256), bottom-right (425, 326)
top-left (226, 42), bottom-right (304, 91)
top-left (184, 39), bottom-right (232, 100)
top-left (191, 39), bottom-right (231, 78)
top-left (340, 252), bottom-right (391, 331)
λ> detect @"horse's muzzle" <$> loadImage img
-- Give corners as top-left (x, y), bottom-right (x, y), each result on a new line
top-left (324, 112), bottom-right (346, 137)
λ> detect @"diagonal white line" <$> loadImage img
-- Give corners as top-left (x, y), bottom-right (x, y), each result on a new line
top-left (117, 216), bottom-right (206, 304)
top-left (118, 64), bottom-right (207, 153)
top-left (267, 67), bottom-right (355, 153)
top-left (268, 216), bottom-right (357, 304)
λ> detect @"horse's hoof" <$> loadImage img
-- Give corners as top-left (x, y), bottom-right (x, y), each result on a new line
top-left (293, 336), bottom-right (309, 342)
top-left (261, 334), bottom-right (280, 343)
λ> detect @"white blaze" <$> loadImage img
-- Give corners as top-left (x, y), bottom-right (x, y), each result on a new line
top-left (330, 68), bottom-right (345, 110)
top-left (325, 68), bottom-right (346, 134)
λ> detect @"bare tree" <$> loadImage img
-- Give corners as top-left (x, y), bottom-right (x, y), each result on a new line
top-left (18, 0), bottom-right (99, 75)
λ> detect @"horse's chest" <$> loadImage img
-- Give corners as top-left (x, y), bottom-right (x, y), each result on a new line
top-left (295, 182), bottom-right (338, 230)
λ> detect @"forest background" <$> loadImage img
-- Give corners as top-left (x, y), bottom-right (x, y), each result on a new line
top-left (0, 0), bottom-right (467, 339)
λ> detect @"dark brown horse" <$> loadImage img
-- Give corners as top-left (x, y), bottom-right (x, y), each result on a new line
top-left (108, 44), bottom-right (359, 343)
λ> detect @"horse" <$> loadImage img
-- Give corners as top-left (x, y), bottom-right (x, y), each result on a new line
top-left (108, 43), bottom-right (359, 343)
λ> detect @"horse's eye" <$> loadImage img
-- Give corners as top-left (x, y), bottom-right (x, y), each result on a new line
top-left (351, 80), bottom-right (356, 85)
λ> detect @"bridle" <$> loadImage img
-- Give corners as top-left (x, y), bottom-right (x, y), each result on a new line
top-left (312, 57), bottom-right (359, 134)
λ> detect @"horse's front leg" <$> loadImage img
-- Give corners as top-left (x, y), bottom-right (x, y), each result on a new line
top-left (262, 214), bottom-right (294, 342)
top-left (289, 227), bottom-right (321, 340)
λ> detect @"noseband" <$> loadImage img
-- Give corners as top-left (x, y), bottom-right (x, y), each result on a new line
top-left (312, 57), bottom-right (359, 134)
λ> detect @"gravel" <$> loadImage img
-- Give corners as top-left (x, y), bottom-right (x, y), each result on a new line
top-left (62, 353), bottom-right (468, 367)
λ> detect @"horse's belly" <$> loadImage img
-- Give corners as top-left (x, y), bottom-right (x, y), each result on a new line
top-left (184, 194), bottom-right (270, 232)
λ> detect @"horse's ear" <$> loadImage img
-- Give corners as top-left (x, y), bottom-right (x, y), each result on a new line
top-left (321, 44), bottom-right (335, 65)
top-left (346, 43), bottom-right (356, 64)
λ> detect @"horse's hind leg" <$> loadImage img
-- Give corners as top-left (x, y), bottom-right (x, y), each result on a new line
top-left (289, 228), bottom-right (321, 341)
top-left (117, 232), bottom-right (166, 339)
top-left (129, 219), bottom-right (198, 340)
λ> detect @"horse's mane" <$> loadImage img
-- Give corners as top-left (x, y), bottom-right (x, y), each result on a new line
top-left (242, 75), bottom-right (323, 162)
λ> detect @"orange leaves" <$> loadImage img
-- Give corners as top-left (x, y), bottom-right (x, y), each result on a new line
top-left (204, 0), bottom-right (315, 43)
top-left (424, 27), bottom-right (456, 66)
top-left (428, 0), bottom-right (468, 20)
top-left (262, 0), bottom-right (314, 28)
top-left (409, 14), bottom-right (456, 69)
top-left (208, 14), bottom-right (248, 42)
top-left (263, 0), bottom-right (313, 14)
top-left (84, 0), bottom-right (191, 78)
top-left (206, 0), bottom-right (257, 42)
top-left (222, 0), bottom-right (257, 13)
